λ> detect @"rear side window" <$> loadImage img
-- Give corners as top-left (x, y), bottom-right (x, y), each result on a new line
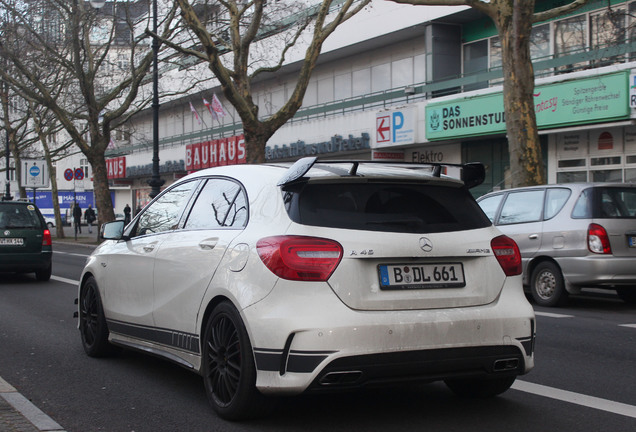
top-left (598, 187), bottom-right (636, 218)
top-left (573, 187), bottom-right (636, 219)
top-left (285, 182), bottom-right (491, 233)
top-left (185, 178), bottom-right (248, 229)
top-left (544, 188), bottom-right (571, 219)
top-left (0, 204), bottom-right (42, 229)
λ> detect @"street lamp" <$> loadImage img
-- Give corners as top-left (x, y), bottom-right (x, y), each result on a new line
top-left (147, 0), bottom-right (164, 199)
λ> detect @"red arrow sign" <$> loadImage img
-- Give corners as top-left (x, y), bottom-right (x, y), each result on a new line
top-left (376, 115), bottom-right (390, 142)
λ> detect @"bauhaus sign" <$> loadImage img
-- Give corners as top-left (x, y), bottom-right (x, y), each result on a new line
top-left (376, 107), bottom-right (417, 147)
top-left (185, 134), bottom-right (246, 171)
top-left (106, 156), bottom-right (126, 179)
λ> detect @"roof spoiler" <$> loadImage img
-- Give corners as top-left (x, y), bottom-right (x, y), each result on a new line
top-left (277, 157), bottom-right (485, 189)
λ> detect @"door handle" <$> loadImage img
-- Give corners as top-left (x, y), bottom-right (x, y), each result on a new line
top-left (143, 245), bottom-right (155, 252)
top-left (199, 239), bottom-right (219, 250)
top-left (528, 234), bottom-right (539, 240)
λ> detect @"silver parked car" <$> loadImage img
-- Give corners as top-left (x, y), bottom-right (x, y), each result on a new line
top-left (477, 183), bottom-right (636, 306)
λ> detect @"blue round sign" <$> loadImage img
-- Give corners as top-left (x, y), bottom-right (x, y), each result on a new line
top-left (29, 166), bottom-right (40, 176)
top-left (64, 169), bottom-right (73, 181)
top-left (74, 168), bottom-right (84, 180)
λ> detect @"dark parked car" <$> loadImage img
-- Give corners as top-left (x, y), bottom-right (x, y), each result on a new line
top-left (0, 200), bottom-right (53, 281)
top-left (478, 183), bottom-right (636, 306)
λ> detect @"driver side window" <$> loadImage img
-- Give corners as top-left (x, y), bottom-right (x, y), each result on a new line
top-left (134, 181), bottom-right (199, 236)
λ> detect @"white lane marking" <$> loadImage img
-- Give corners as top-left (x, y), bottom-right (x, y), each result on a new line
top-left (51, 275), bottom-right (79, 286)
top-left (534, 311), bottom-right (574, 318)
top-left (54, 251), bottom-right (90, 258)
top-left (619, 324), bottom-right (636, 328)
top-left (0, 377), bottom-right (66, 431)
top-left (513, 380), bottom-right (636, 419)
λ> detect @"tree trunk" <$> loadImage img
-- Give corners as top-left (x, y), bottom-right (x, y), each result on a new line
top-left (88, 150), bottom-right (115, 233)
top-left (496, 0), bottom-right (545, 187)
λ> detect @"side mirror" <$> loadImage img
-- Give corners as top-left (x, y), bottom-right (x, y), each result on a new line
top-left (100, 220), bottom-right (126, 240)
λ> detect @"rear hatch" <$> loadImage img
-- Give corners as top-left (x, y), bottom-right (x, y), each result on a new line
top-left (592, 185), bottom-right (636, 258)
top-left (283, 177), bottom-right (508, 311)
top-left (0, 203), bottom-right (45, 255)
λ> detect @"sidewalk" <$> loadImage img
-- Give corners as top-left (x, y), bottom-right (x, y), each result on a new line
top-left (50, 224), bottom-right (101, 247)
top-left (0, 378), bottom-right (65, 432)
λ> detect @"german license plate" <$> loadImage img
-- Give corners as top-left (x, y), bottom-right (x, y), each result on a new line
top-left (0, 237), bottom-right (24, 246)
top-left (629, 236), bottom-right (636, 248)
top-left (378, 263), bottom-right (465, 290)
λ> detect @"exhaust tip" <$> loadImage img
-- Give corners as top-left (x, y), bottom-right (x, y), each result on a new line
top-left (319, 371), bottom-right (363, 386)
top-left (493, 358), bottom-right (519, 372)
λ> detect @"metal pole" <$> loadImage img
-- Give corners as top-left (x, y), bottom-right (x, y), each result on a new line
top-left (3, 81), bottom-right (12, 201)
top-left (147, 0), bottom-right (164, 199)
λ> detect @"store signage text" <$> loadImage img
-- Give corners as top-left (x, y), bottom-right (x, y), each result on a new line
top-left (106, 156), bottom-right (126, 179)
top-left (265, 133), bottom-right (370, 161)
top-left (185, 135), bottom-right (246, 171)
top-left (127, 160), bottom-right (185, 178)
top-left (426, 71), bottom-right (629, 140)
top-left (412, 150), bottom-right (445, 163)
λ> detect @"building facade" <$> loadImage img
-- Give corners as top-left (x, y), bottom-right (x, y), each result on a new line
top-left (8, 0), bottom-right (636, 215)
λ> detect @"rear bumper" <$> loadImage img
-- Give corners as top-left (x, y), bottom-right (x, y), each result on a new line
top-left (0, 252), bottom-right (51, 273)
top-left (243, 275), bottom-right (535, 395)
top-left (559, 255), bottom-right (636, 288)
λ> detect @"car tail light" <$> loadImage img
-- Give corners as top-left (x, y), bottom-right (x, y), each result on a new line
top-left (491, 235), bottom-right (522, 276)
top-left (257, 236), bottom-right (343, 281)
top-left (42, 229), bottom-right (52, 246)
top-left (588, 223), bottom-right (611, 254)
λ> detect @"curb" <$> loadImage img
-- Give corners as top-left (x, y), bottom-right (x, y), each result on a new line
top-left (0, 377), bottom-right (66, 432)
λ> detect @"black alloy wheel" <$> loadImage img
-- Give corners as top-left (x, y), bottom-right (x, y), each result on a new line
top-left (202, 302), bottom-right (272, 420)
top-left (79, 276), bottom-right (112, 357)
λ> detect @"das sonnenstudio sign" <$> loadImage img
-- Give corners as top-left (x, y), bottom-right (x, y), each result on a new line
top-left (426, 71), bottom-right (629, 141)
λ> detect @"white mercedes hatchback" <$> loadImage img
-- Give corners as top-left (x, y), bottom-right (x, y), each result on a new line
top-left (77, 158), bottom-right (535, 420)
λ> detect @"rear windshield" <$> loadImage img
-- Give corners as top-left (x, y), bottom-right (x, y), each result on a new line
top-left (572, 187), bottom-right (636, 219)
top-left (0, 204), bottom-right (43, 229)
top-left (284, 181), bottom-right (491, 233)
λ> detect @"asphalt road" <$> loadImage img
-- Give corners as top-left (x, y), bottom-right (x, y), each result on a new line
top-left (1, 242), bottom-right (635, 431)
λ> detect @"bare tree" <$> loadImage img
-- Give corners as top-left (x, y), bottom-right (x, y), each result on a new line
top-left (172, 0), bottom-right (372, 163)
top-left (388, 0), bottom-right (589, 187)
top-left (0, 0), bottom-right (178, 227)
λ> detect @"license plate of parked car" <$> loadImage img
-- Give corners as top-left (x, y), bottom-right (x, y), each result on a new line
top-left (629, 236), bottom-right (636, 248)
top-left (0, 238), bottom-right (24, 245)
top-left (378, 263), bottom-right (465, 290)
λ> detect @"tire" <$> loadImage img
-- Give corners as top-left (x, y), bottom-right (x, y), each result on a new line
top-left (530, 261), bottom-right (568, 307)
top-left (35, 262), bottom-right (52, 281)
top-left (445, 375), bottom-right (516, 398)
top-left (616, 287), bottom-right (636, 304)
top-left (79, 276), bottom-right (112, 357)
top-left (202, 302), bottom-right (272, 420)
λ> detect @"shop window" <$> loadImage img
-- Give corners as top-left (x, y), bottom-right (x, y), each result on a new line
top-left (625, 168), bottom-right (636, 183)
top-left (463, 40), bottom-right (488, 91)
top-left (530, 24), bottom-right (551, 61)
top-left (371, 63), bottom-right (390, 93)
top-left (555, 15), bottom-right (587, 73)
top-left (558, 159), bottom-right (586, 168)
top-left (591, 7), bottom-right (627, 66)
top-left (352, 69), bottom-right (370, 97)
top-left (391, 57), bottom-right (413, 89)
top-left (591, 156), bottom-right (621, 166)
top-left (557, 171), bottom-right (587, 183)
top-left (591, 169), bottom-right (622, 182)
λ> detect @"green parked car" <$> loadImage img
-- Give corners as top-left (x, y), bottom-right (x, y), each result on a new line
top-left (0, 200), bottom-right (52, 281)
